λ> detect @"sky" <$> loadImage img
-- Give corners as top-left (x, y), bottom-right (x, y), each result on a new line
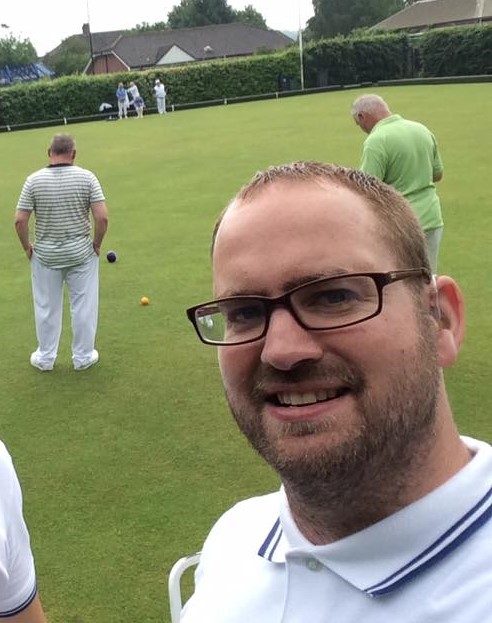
top-left (2, 0), bottom-right (315, 56)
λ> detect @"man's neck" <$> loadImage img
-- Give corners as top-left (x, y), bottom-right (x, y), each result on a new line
top-left (283, 419), bottom-right (472, 545)
top-left (49, 155), bottom-right (74, 166)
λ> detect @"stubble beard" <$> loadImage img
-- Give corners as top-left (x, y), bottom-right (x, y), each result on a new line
top-left (224, 314), bottom-right (441, 527)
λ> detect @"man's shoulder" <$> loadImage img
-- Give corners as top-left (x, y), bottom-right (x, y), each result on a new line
top-left (214, 491), bottom-right (280, 527)
top-left (26, 167), bottom-right (50, 181)
top-left (71, 165), bottom-right (93, 174)
top-left (203, 491), bottom-right (280, 551)
top-left (398, 117), bottom-right (434, 137)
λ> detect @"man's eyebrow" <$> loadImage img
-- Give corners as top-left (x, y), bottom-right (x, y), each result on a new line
top-left (216, 268), bottom-right (357, 299)
top-left (281, 269), bottom-right (351, 293)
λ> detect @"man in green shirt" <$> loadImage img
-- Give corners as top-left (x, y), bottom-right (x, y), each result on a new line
top-left (352, 94), bottom-right (444, 273)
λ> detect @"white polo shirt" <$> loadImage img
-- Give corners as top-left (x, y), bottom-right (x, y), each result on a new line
top-left (0, 441), bottom-right (37, 616)
top-left (182, 437), bottom-right (492, 622)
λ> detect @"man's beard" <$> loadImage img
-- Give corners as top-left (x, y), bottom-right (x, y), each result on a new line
top-left (224, 313), bottom-right (440, 507)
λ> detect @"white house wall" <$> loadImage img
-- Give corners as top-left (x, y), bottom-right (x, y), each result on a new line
top-left (157, 45), bottom-right (195, 65)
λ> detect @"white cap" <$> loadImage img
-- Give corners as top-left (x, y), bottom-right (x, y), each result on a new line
top-left (155, 79), bottom-right (160, 84)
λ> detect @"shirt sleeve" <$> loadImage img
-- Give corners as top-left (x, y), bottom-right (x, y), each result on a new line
top-left (359, 140), bottom-right (387, 181)
top-left (0, 443), bottom-right (37, 616)
top-left (432, 135), bottom-right (444, 178)
top-left (16, 178), bottom-right (35, 212)
top-left (89, 173), bottom-right (106, 204)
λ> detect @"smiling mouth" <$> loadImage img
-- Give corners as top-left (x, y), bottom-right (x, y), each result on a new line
top-left (273, 388), bottom-right (350, 407)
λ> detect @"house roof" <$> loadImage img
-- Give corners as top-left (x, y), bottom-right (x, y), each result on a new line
top-left (95, 23), bottom-right (292, 68)
top-left (374, 0), bottom-right (492, 30)
top-left (90, 30), bottom-right (126, 52)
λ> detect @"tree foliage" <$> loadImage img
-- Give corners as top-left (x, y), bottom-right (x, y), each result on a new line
top-left (307, 0), bottom-right (405, 39)
top-left (133, 22), bottom-right (168, 32)
top-left (42, 36), bottom-right (90, 76)
top-left (167, 0), bottom-right (235, 28)
top-left (234, 5), bottom-right (267, 29)
top-left (0, 34), bottom-right (37, 67)
top-left (167, 0), bottom-right (267, 29)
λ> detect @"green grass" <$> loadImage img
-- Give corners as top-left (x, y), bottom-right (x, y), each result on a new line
top-left (0, 83), bottom-right (491, 622)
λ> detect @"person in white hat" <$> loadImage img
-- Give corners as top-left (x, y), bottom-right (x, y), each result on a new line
top-left (154, 79), bottom-right (167, 115)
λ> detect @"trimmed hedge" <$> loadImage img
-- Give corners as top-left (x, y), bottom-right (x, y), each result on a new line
top-left (303, 33), bottom-right (411, 87)
top-left (0, 51), bottom-right (300, 126)
top-left (420, 24), bottom-right (492, 77)
top-left (0, 25), bottom-right (490, 126)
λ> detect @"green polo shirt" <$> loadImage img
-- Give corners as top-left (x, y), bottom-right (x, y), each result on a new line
top-left (360, 114), bottom-right (443, 231)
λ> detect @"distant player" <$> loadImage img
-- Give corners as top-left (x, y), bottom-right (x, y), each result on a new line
top-left (127, 81), bottom-right (145, 119)
top-left (154, 79), bottom-right (167, 115)
top-left (116, 82), bottom-right (129, 119)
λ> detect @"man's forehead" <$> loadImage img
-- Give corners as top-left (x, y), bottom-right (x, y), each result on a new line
top-left (212, 179), bottom-right (392, 297)
top-left (216, 178), bottom-right (377, 243)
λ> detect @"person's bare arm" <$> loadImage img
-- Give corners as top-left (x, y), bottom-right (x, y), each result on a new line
top-left (91, 200), bottom-right (109, 255)
top-left (14, 210), bottom-right (33, 260)
top-left (9, 594), bottom-right (46, 623)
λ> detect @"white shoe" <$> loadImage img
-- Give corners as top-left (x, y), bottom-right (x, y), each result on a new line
top-left (74, 350), bottom-right (99, 371)
top-left (30, 352), bottom-right (54, 371)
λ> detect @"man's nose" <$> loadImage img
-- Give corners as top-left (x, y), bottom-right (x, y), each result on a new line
top-left (260, 307), bottom-right (324, 371)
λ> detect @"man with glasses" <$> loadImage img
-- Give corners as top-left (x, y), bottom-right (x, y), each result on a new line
top-left (183, 162), bottom-right (490, 622)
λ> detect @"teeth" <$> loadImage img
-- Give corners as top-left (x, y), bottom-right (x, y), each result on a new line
top-left (277, 389), bottom-right (340, 406)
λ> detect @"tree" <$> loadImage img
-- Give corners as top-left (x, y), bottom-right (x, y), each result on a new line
top-left (167, 0), bottom-right (235, 28)
top-left (42, 36), bottom-right (90, 76)
top-left (307, 0), bottom-right (405, 39)
top-left (133, 21), bottom-right (168, 32)
top-left (0, 33), bottom-right (37, 67)
top-left (234, 5), bottom-right (267, 29)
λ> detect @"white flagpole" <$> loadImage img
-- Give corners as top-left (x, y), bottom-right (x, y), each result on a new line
top-left (298, 1), bottom-right (305, 90)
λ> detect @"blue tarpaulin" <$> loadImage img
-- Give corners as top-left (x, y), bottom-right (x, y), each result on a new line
top-left (0, 62), bottom-right (54, 86)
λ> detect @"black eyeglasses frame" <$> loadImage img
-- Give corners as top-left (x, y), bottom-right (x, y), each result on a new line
top-left (186, 268), bottom-right (431, 346)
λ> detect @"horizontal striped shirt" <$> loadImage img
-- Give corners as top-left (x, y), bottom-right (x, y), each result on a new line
top-left (16, 163), bottom-right (105, 268)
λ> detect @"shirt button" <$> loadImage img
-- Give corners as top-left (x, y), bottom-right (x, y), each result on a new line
top-left (306, 558), bottom-right (322, 571)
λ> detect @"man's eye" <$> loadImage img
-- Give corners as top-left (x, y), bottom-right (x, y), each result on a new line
top-left (226, 305), bottom-right (263, 325)
top-left (312, 288), bottom-right (360, 305)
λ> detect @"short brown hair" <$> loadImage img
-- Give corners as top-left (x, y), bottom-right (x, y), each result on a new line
top-left (49, 134), bottom-right (76, 156)
top-left (212, 161), bottom-right (430, 274)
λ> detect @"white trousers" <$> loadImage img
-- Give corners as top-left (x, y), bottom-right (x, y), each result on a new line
top-left (117, 100), bottom-right (128, 118)
top-left (156, 96), bottom-right (166, 114)
top-left (425, 226), bottom-right (443, 274)
top-left (31, 253), bottom-right (99, 368)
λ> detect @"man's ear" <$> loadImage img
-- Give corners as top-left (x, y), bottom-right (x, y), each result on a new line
top-left (434, 276), bottom-right (465, 368)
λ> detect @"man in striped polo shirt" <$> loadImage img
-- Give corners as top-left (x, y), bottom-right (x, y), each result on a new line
top-left (15, 134), bottom-right (109, 371)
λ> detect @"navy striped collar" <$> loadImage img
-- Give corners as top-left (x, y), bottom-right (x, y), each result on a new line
top-left (258, 437), bottom-right (492, 596)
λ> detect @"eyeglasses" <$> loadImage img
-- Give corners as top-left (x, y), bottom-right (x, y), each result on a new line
top-left (186, 269), bottom-right (431, 346)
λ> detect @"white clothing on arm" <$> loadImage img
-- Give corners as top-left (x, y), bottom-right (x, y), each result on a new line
top-left (0, 441), bottom-right (37, 617)
top-left (182, 436), bottom-right (492, 623)
top-left (127, 84), bottom-right (140, 101)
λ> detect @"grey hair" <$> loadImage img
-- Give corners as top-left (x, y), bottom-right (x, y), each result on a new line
top-left (351, 94), bottom-right (391, 118)
top-left (49, 134), bottom-right (76, 155)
